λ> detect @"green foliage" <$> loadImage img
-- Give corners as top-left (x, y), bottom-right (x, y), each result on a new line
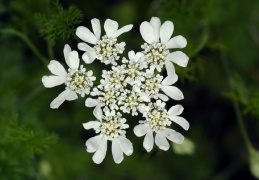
top-left (250, 148), bottom-right (259, 178)
top-left (35, 1), bottom-right (83, 45)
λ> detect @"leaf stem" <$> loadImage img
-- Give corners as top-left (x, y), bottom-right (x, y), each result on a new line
top-left (0, 29), bottom-right (48, 66)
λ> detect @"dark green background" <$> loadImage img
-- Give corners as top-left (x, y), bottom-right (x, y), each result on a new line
top-left (0, 0), bottom-right (259, 179)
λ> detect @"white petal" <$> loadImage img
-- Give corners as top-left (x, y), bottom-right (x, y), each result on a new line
top-left (76, 26), bottom-right (97, 44)
top-left (48, 60), bottom-right (67, 77)
top-left (162, 72), bottom-right (178, 86)
top-left (164, 60), bottom-right (175, 78)
top-left (164, 128), bottom-right (184, 144)
top-left (50, 89), bottom-right (78, 109)
top-left (63, 44), bottom-right (71, 64)
top-left (113, 24), bottom-right (133, 38)
top-left (85, 98), bottom-right (98, 107)
top-left (83, 121), bottom-right (101, 130)
top-left (82, 51), bottom-right (96, 64)
top-left (167, 51), bottom-right (189, 67)
top-left (67, 51), bottom-right (79, 69)
top-left (143, 129), bottom-right (154, 152)
top-left (92, 137), bottom-right (107, 164)
top-left (134, 124), bottom-right (149, 137)
top-left (93, 105), bottom-right (103, 120)
top-left (42, 75), bottom-right (65, 88)
top-left (169, 116), bottom-right (189, 130)
top-left (166, 35), bottom-right (187, 49)
top-left (104, 19), bottom-right (118, 38)
top-left (86, 135), bottom-right (102, 153)
top-left (161, 85), bottom-right (184, 100)
top-left (91, 18), bottom-right (101, 40)
top-left (158, 93), bottom-right (169, 101)
top-left (128, 50), bottom-right (135, 61)
top-left (168, 104), bottom-right (184, 116)
top-left (160, 21), bottom-right (174, 44)
top-left (138, 92), bottom-right (150, 102)
top-left (78, 42), bottom-right (95, 52)
top-left (117, 136), bottom-right (133, 156)
top-left (150, 17), bottom-right (161, 42)
top-left (112, 139), bottom-right (124, 164)
top-left (140, 21), bottom-right (153, 44)
top-left (155, 132), bottom-right (170, 151)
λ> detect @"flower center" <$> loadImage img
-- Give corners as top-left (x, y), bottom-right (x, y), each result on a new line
top-left (124, 93), bottom-right (139, 109)
top-left (98, 90), bottom-right (116, 106)
top-left (142, 42), bottom-right (169, 67)
top-left (94, 35), bottom-right (122, 65)
top-left (65, 67), bottom-right (93, 96)
top-left (141, 76), bottom-right (162, 96)
top-left (127, 63), bottom-right (141, 78)
top-left (145, 108), bottom-right (170, 132)
top-left (100, 115), bottom-right (127, 140)
top-left (109, 72), bottom-right (125, 88)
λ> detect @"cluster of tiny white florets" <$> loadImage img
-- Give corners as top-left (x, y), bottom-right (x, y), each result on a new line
top-left (65, 65), bottom-right (96, 97)
top-left (99, 111), bottom-right (129, 140)
top-left (42, 17), bottom-right (189, 164)
top-left (141, 42), bottom-right (170, 70)
top-left (94, 35), bottom-right (125, 65)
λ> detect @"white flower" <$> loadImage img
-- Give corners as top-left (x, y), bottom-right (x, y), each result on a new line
top-left (83, 110), bottom-right (133, 164)
top-left (85, 87), bottom-right (120, 119)
top-left (42, 44), bottom-right (96, 109)
top-left (141, 70), bottom-right (184, 101)
top-left (133, 100), bottom-right (189, 152)
top-left (140, 17), bottom-right (189, 75)
top-left (122, 50), bottom-right (147, 86)
top-left (76, 18), bottom-right (133, 65)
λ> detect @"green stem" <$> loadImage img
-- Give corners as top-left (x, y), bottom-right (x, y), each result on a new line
top-left (221, 53), bottom-right (253, 151)
top-left (0, 29), bottom-right (48, 66)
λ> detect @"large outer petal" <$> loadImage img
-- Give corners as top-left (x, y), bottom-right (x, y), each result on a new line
top-left (85, 98), bottom-right (99, 107)
top-left (91, 18), bottom-right (101, 40)
top-left (155, 132), bottom-right (170, 151)
top-left (82, 51), bottom-right (97, 64)
top-left (166, 35), bottom-right (187, 49)
top-left (48, 60), bottom-right (67, 77)
top-left (63, 44), bottom-right (71, 64)
top-left (150, 17), bottom-right (161, 42)
top-left (161, 85), bottom-right (184, 100)
top-left (160, 21), bottom-right (174, 44)
top-left (113, 24), bottom-right (133, 38)
top-left (162, 73), bottom-right (178, 86)
top-left (112, 139), bottom-right (124, 164)
top-left (50, 89), bottom-right (78, 109)
top-left (164, 128), bottom-right (184, 144)
top-left (164, 60), bottom-right (175, 77)
top-left (134, 124), bottom-right (149, 137)
top-left (93, 105), bottom-right (103, 120)
top-left (92, 137), bottom-right (107, 164)
top-left (42, 75), bottom-right (65, 88)
top-left (78, 42), bottom-right (95, 52)
top-left (168, 104), bottom-right (184, 116)
top-left (76, 26), bottom-right (97, 44)
top-left (167, 51), bottom-right (189, 67)
top-left (169, 116), bottom-right (189, 131)
top-left (104, 19), bottom-right (118, 38)
top-left (117, 136), bottom-right (133, 156)
top-left (143, 129), bottom-right (154, 152)
top-left (140, 21), bottom-right (153, 44)
top-left (83, 121), bottom-right (101, 130)
top-left (85, 135), bottom-right (102, 153)
top-left (67, 51), bottom-right (79, 69)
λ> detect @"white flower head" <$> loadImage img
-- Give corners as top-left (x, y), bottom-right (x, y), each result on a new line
top-left (140, 71), bottom-right (184, 102)
top-left (122, 50), bottom-right (147, 86)
top-left (140, 17), bottom-right (189, 76)
top-left (42, 44), bottom-right (96, 109)
top-left (83, 110), bottom-right (133, 164)
top-left (76, 18), bottom-right (133, 65)
top-left (134, 100), bottom-right (189, 152)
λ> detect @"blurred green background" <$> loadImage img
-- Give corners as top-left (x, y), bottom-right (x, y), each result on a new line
top-left (1, 0), bottom-right (259, 179)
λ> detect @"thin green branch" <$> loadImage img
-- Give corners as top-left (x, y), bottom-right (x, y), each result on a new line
top-left (0, 29), bottom-right (48, 66)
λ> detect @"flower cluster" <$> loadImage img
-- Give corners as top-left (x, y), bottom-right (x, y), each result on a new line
top-left (42, 17), bottom-right (190, 164)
